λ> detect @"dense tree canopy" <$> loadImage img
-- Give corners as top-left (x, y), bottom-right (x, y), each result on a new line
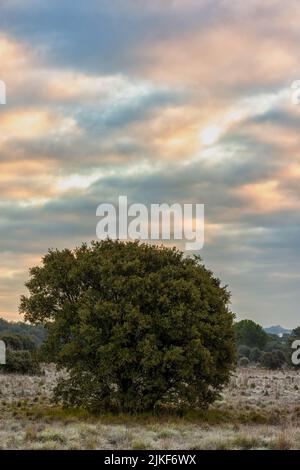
top-left (0, 333), bottom-right (36, 351)
top-left (235, 319), bottom-right (268, 349)
top-left (0, 318), bottom-right (45, 346)
top-left (20, 240), bottom-right (236, 412)
top-left (291, 327), bottom-right (300, 339)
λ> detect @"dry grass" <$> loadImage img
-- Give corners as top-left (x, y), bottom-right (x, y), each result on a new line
top-left (0, 366), bottom-right (300, 449)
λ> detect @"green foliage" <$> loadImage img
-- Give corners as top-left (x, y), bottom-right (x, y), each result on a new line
top-left (238, 356), bottom-right (250, 367)
top-left (0, 349), bottom-right (41, 375)
top-left (237, 345), bottom-right (251, 359)
top-left (0, 331), bottom-right (42, 375)
top-left (20, 240), bottom-right (236, 413)
top-left (290, 327), bottom-right (300, 339)
top-left (0, 333), bottom-right (37, 351)
top-left (235, 319), bottom-right (268, 349)
top-left (249, 347), bottom-right (262, 363)
top-left (234, 320), bottom-right (293, 367)
top-left (0, 317), bottom-right (45, 346)
top-left (260, 350), bottom-right (286, 370)
top-left (0, 322), bottom-right (43, 375)
top-left (264, 333), bottom-right (285, 351)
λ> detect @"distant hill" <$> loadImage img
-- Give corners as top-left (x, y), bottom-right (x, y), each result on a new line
top-left (0, 317), bottom-right (45, 346)
top-left (264, 325), bottom-right (292, 336)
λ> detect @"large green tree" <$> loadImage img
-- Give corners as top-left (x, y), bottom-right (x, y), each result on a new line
top-left (20, 240), bottom-right (235, 412)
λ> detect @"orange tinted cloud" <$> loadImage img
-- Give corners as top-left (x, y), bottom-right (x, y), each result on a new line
top-left (234, 180), bottom-right (300, 213)
top-left (137, 23), bottom-right (298, 90)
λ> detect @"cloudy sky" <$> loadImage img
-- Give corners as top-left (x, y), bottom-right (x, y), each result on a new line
top-left (0, 0), bottom-right (300, 327)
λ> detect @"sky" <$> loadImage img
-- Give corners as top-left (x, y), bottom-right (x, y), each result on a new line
top-left (0, 0), bottom-right (300, 327)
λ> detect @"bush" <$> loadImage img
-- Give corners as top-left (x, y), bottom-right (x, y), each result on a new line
top-left (249, 347), bottom-right (262, 363)
top-left (20, 240), bottom-right (236, 413)
top-left (260, 350), bottom-right (286, 370)
top-left (0, 333), bottom-right (37, 351)
top-left (237, 345), bottom-right (251, 359)
top-left (0, 349), bottom-right (41, 375)
top-left (238, 357), bottom-right (250, 367)
top-left (264, 338), bottom-right (284, 352)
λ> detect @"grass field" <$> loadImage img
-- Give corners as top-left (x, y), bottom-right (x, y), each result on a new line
top-left (0, 366), bottom-right (300, 449)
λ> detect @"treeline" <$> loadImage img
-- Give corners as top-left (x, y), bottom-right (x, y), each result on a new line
top-left (0, 316), bottom-right (298, 375)
top-left (235, 319), bottom-right (299, 369)
top-left (0, 317), bottom-right (45, 375)
top-left (0, 318), bottom-right (45, 345)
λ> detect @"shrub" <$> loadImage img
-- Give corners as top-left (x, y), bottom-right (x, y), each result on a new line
top-left (0, 349), bottom-right (41, 375)
top-left (237, 345), bottom-right (251, 359)
top-left (238, 357), bottom-right (250, 367)
top-left (0, 333), bottom-right (37, 351)
top-left (249, 347), bottom-right (262, 363)
top-left (260, 350), bottom-right (286, 370)
top-left (20, 240), bottom-right (236, 412)
top-left (264, 339), bottom-right (284, 352)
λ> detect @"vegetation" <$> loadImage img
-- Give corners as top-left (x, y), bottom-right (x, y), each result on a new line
top-left (2, 349), bottom-right (41, 375)
top-left (291, 327), bottom-right (300, 339)
top-left (260, 350), bottom-right (286, 370)
top-left (0, 333), bottom-right (37, 351)
top-left (0, 318), bottom-right (45, 346)
top-left (19, 239), bottom-right (236, 412)
top-left (235, 320), bottom-right (268, 349)
top-left (0, 238), bottom-right (299, 448)
top-left (0, 324), bottom-right (42, 375)
top-left (0, 343), bottom-right (41, 375)
top-left (235, 319), bottom-right (295, 369)
top-left (0, 366), bottom-right (300, 449)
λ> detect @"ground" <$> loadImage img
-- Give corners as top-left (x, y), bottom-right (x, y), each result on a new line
top-left (0, 366), bottom-right (300, 450)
